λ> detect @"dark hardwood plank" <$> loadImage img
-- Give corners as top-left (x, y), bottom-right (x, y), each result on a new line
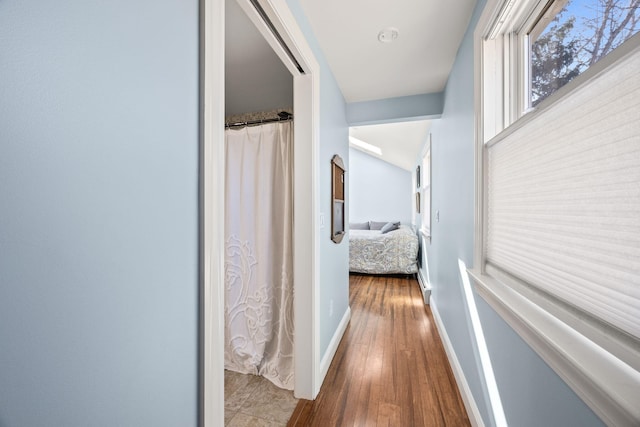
top-left (287, 398), bottom-right (313, 426)
top-left (288, 274), bottom-right (471, 427)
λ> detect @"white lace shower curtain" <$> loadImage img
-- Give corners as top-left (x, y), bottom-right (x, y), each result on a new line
top-left (224, 121), bottom-right (294, 390)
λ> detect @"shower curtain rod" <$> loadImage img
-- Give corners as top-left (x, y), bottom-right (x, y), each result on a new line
top-left (225, 111), bottom-right (293, 129)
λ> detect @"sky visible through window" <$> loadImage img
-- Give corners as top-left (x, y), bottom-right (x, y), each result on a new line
top-left (530, 0), bottom-right (640, 106)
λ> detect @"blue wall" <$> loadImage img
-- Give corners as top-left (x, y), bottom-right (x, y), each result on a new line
top-left (348, 148), bottom-right (412, 225)
top-left (347, 92), bottom-right (444, 125)
top-left (419, 0), bottom-right (605, 425)
top-left (286, 1), bottom-right (350, 358)
top-left (0, 1), bottom-right (199, 426)
top-left (416, 3), bottom-right (492, 423)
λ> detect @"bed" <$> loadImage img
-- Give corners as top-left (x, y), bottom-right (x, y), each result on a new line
top-left (349, 223), bottom-right (419, 275)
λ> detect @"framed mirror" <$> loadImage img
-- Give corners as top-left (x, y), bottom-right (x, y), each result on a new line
top-left (331, 155), bottom-right (346, 243)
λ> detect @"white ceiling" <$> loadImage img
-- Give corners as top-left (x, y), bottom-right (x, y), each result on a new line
top-left (225, 0), bottom-right (475, 170)
top-left (350, 120), bottom-right (431, 171)
top-left (300, 0), bottom-right (475, 169)
top-left (300, 0), bottom-right (476, 103)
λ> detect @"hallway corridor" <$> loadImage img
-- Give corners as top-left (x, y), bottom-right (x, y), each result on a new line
top-left (288, 274), bottom-right (470, 426)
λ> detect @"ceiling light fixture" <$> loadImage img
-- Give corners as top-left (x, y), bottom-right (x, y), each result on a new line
top-left (349, 136), bottom-right (382, 155)
top-left (377, 27), bottom-right (399, 43)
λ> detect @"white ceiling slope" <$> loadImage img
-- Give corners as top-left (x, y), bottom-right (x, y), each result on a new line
top-left (350, 120), bottom-right (431, 171)
top-left (300, 0), bottom-right (476, 103)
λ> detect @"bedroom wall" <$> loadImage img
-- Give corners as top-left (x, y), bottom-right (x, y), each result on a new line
top-left (286, 0), bottom-right (351, 361)
top-left (348, 147), bottom-right (412, 225)
top-left (416, 0), bottom-right (605, 425)
top-left (0, 1), bottom-right (199, 425)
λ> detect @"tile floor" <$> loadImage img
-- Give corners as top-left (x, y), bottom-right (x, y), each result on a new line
top-left (224, 370), bottom-right (298, 427)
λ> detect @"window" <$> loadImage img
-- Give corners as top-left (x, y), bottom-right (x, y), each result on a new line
top-left (480, 0), bottom-right (640, 141)
top-left (529, 0), bottom-right (640, 106)
top-left (421, 134), bottom-right (432, 239)
top-left (473, 0), bottom-right (640, 425)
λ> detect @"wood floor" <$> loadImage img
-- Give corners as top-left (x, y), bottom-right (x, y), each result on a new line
top-left (288, 274), bottom-right (470, 427)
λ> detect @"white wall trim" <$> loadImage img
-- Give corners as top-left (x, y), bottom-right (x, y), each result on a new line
top-left (417, 228), bottom-right (431, 305)
top-left (257, 0), bottom-right (323, 399)
top-left (292, 70), bottom-right (321, 399)
top-left (431, 301), bottom-right (486, 427)
top-left (203, 0), bottom-right (321, 424)
top-left (319, 306), bottom-right (351, 383)
top-left (416, 270), bottom-right (430, 305)
top-left (234, 0), bottom-right (323, 400)
top-left (233, 0), bottom-right (301, 76)
top-left (468, 269), bottom-right (640, 427)
top-left (201, 0), bottom-right (226, 425)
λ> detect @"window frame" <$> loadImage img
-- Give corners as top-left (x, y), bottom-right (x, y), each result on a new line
top-left (472, 0), bottom-right (640, 425)
top-left (420, 133), bottom-right (432, 240)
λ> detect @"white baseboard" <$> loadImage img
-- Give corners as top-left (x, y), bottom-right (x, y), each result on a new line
top-left (417, 269), bottom-right (431, 305)
top-left (431, 301), bottom-right (485, 427)
top-left (319, 306), bottom-right (351, 385)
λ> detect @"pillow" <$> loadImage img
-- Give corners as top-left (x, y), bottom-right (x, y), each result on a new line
top-left (350, 222), bottom-right (369, 230)
top-left (381, 221), bottom-right (400, 234)
top-left (369, 221), bottom-right (388, 230)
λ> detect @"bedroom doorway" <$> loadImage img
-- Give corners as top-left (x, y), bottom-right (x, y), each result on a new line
top-left (347, 121), bottom-right (429, 278)
top-left (201, 0), bottom-right (321, 425)
top-left (348, 121), bottom-right (430, 228)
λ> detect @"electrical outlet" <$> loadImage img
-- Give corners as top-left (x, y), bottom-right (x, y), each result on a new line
top-left (320, 213), bottom-right (325, 228)
top-left (435, 210), bottom-right (440, 222)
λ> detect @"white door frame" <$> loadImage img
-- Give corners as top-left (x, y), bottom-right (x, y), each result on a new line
top-left (201, 0), bottom-right (321, 425)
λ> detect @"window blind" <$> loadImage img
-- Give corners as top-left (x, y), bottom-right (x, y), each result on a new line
top-left (486, 45), bottom-right (640, 340)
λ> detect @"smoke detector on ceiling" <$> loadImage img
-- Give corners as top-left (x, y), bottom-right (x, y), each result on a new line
top-left (377, 27), bottom-right (399, 43)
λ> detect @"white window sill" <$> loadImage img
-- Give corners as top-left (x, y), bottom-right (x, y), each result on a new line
top-left (467, 268), bottom-right (640, 427)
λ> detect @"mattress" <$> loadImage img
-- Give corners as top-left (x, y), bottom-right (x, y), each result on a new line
top-left (349, 226), bottom-right (418, 274)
